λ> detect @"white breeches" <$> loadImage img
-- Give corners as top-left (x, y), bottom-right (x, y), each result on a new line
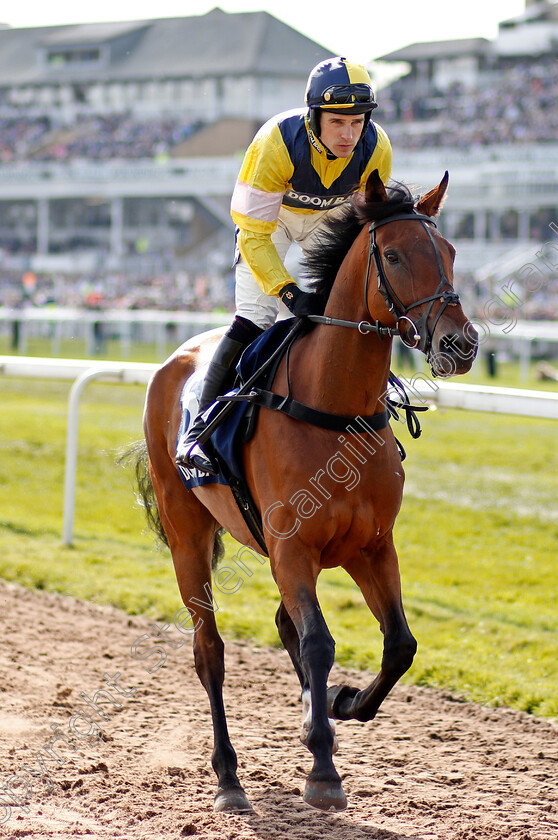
top-left (234, 206), bottom-right (342, 329)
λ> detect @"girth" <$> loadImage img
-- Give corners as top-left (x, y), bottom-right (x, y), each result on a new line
top-left (218, 389), bottom-right (389, 433)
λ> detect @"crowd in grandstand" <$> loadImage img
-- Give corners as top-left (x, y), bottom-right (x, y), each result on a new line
top-left (0, 268), bottom-right (234, 313)
top-left (1, 60), bottom-right (558, 162)
top-left (0, 113), bottom-right (202, 162)
top-left (1, 263), bottom-right (557, 323)
top-left (380, 59), bottom-right (558, 148)
top-left (1, 58), bottom-right (558, 324)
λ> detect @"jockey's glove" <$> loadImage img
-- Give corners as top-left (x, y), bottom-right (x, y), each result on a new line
top-left (279, 283), bottom-right (324, 317)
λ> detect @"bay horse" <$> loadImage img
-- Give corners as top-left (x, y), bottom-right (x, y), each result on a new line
top-left (137, 170), bottom-right (478, 814)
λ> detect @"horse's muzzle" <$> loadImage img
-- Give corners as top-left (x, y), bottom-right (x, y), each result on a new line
top-left (429, 323), bottom-right (479, 377)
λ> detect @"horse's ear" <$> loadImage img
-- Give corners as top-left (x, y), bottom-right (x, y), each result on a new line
top-left (416, 171), bottom-right (449, 217)
top-left (365, 169), bottom-right (389, 203)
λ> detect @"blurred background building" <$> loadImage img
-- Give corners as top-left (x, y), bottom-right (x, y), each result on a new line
top-left (0, 2), bottom-right (557, 326)
top-left (0, 8), bottom-right (331, 312)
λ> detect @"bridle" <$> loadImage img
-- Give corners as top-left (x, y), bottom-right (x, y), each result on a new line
top-left (368, 212), bottom-right (460, 353)
top-left (309, 211), bottom-right (460, 357)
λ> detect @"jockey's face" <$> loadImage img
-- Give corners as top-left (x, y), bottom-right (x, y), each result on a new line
top-left (318, 112), bottom-right (365, 158)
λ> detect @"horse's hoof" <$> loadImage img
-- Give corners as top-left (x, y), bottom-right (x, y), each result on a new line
top-left (303, 779), bottom-right (347, 812)
top-left (214, 786), bottom-right (253, 813)
top-left (327, 684), bottom-right (360, 720)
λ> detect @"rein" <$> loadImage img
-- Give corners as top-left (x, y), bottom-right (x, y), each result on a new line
top-left (306, 314), bottom-right (398, 338)
top-left (308, 210), bottom-right (460, 355)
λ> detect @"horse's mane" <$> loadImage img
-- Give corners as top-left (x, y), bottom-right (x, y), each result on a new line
top-left (303, 181), bottom-right (415, 300)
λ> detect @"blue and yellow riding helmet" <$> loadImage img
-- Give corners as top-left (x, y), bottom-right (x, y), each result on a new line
top-left (306, 56), bottom-right (377, 138)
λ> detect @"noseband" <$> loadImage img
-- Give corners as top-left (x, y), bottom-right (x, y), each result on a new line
top-left (309, 211), bottom-right (460, 357)
top-left (366, 213), bottom-right (460, 354)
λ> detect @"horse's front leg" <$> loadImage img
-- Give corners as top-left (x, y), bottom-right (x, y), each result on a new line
top-left (328, 537), bottom-right (417, 722)
top-left (272, 557), bottom-right (346, 812)
top-left (275, 602), bottom-right (339, 754)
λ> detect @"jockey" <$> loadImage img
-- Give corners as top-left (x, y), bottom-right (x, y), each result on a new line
top-left (176, 56), bottom-right (392, 474)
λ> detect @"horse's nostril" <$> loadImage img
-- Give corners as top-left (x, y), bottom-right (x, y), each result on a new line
top-left (439, 332), bottom-right (476, 359)
top-left (440, 334), bottom-right (455, 349)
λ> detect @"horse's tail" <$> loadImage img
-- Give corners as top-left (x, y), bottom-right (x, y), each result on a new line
top-left (117, 439), bottom-right (225, 569)
top-left (118, 439), bottom-right (169, 547)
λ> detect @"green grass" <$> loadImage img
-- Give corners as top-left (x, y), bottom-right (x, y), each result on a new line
top-left (0, 335), bottom-right (171, 364)
top-left (0, 370), bottom-right (557, 720)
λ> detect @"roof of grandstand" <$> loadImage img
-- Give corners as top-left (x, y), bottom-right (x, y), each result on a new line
top-left (500, 0), bottom-right (558, 27)
top-left (0, 8), bottom-right (331, 86)
top-left (37, 20), bottom-right (149, 45)
top-left (378, 38), bottom-right (494, 63)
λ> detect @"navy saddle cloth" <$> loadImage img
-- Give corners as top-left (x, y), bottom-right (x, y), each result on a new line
top-left (176, 318), bottom-right (298, 490)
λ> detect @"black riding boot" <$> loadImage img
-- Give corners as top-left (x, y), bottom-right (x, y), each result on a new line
top-left (176, 318), bottom-right (263, 474)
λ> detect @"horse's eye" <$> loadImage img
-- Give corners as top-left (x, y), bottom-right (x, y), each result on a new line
top-left (384, 251), bottom-right (398, 263)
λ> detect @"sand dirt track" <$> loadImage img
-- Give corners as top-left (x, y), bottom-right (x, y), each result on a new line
top-left (0, 578), bottom-right (556, 840)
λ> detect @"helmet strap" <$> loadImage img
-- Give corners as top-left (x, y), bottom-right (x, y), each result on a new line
top-left (308, 108), bottom-right (321, 138)
top-left (361, 111), bottom-right (372, 136)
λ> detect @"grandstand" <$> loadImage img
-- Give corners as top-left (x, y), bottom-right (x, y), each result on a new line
top-left (373, 0), bottom-right (558, 322)
top-left (0, 3), bottom-right (557, 324)
top-left (0, 9), bottom-right (331, 313)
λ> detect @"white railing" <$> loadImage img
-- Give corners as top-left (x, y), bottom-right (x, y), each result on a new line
top-left (1, 355), bottom-right (557, 546)
top-left (410, 378), bottom-right (558, 420)
top-left (1, 356), bottom-right (157, 546)
top-left (0, 307), bottom-right (229, 358)
top-left (3, 311), bottom-right (558, 381)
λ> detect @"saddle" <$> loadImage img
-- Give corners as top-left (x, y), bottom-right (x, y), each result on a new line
top-left (176, 319), bottom-right (311, 551)
top-left (176, 317), bottom-right (427, 555)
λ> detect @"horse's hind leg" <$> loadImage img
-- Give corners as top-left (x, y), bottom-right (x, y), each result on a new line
top-left (275, 602), bottom-right (338, 754)
top-left (328, 538), bottom-right (417, 723)
top-left (193, 607), bottom-right (252, 813)
top-left (151, 473), bottom-right (252, 813)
